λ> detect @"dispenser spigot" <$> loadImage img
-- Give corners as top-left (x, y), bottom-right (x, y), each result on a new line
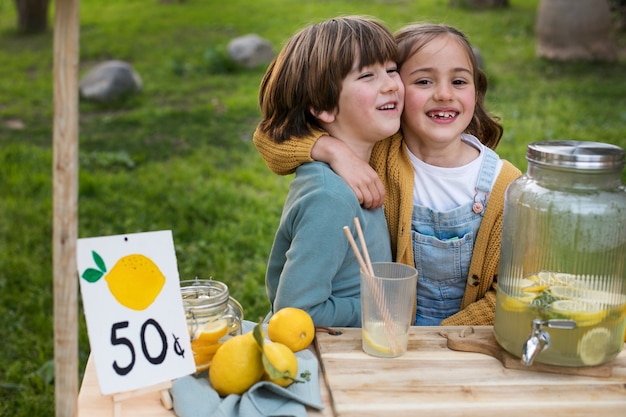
top-left (521, 318), bottom-right (576, 366)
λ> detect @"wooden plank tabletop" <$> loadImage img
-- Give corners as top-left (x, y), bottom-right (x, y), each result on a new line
top-left (78, 356), bottom-right (174, 417)
top-left (77, 350), bottom-right (333, 417)
top-left (78, 326), bottom-right (626, 417)
top-left (314, 326), bottom-right (626, 417)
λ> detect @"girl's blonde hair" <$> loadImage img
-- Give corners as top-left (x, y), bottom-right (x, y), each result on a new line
top-left (395, 23), bottom-right (503, 149)
top-left (259, 16), bottom-right (398, 143)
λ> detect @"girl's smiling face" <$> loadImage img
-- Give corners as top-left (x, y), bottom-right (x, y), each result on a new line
top-left (399, 35), bottom-right (476, 152)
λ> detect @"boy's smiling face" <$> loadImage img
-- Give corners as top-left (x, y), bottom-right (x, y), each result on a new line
top-left (316, 60), bottom-right (404, 151)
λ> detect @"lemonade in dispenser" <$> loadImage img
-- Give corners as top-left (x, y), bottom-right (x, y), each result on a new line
top-left (494, 140), bottom-right (626, 367)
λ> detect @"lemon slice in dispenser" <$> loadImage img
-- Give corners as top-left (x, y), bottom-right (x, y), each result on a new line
top-left (528, 271), bottom-right (555, 286)
top-left (549, 286), bottom-right (580, 300)
top-left (577, 327), bottom-right (611, 366)
top-left (518, 278), bottom-right (535, 288)
top-left (551, 299), bottom-right (605, 327)
top-left (502, 294), bottom-right (535, 312)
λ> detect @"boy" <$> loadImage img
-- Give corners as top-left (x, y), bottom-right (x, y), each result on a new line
top-left (259, 16), bottom-right (404, 326)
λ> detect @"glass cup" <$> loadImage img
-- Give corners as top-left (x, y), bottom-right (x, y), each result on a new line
top-left (360, 262), bottom-right (418, 358)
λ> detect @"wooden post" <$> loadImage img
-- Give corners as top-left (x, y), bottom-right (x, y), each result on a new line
top-left (53, 0), bottom-right (80, 416)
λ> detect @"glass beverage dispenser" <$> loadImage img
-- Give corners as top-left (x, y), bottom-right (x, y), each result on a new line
top-left (494, 140), bottom-right (626, 367)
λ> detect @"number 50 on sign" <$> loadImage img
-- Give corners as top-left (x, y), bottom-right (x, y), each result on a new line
top-left (77, 230), bottom-right (195, 395)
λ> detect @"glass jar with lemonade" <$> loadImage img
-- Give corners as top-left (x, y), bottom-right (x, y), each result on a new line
top-left (180, 278), bottom-right (243, 372)
top-left (494, 141), bottom-right (626, 367)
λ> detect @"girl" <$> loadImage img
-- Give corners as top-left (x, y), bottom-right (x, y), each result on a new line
top-left (253, 23), bottom-right (521, 326)
top-left (259, 16), bottom-right (404, 327)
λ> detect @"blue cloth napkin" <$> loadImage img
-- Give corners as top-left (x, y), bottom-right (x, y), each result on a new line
top-left (170, 322), bottom-right (324, 417)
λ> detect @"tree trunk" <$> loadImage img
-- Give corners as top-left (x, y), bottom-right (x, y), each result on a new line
top-left (14, 0), bottom-right (50, 34)
top-left (536, 0), bottom-right (616, 61)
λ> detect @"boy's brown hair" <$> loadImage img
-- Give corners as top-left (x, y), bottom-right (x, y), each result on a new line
top-left (259, 16), bottom-right (398, 143)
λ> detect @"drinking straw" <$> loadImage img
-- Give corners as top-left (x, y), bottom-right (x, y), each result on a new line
top-left (354, 217), bottom-right (374, 277)
top-left (343, 226), bottom-right (369, 275)
top-left (343, 220), bottom-right (400, 355)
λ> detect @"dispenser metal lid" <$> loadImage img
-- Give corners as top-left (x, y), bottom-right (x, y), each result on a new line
top-left (527, 140), bottom-right (625, 171)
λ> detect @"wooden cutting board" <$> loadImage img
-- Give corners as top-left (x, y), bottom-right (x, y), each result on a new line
top-left (444, 326), bottom-right (615, 377)
top-left (314, 326), bottom-right (626, 417)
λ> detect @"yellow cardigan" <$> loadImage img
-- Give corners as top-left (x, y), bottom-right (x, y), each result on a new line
top-left (253, 127), bottom-right (522, 326)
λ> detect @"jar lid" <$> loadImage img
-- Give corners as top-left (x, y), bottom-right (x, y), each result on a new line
top-left (180, 278), bottom-right (229, 309)
top-left (527, 140), bottom-right (625, 171)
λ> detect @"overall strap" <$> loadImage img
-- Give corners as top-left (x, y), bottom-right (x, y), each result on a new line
top-left (472, 148), bottom-right (499, 215)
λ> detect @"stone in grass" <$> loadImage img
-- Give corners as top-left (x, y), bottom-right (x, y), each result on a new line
top-left (227, 34), bottom-right (275, 69)
top-left (79, 60), bottom-right (142, 103)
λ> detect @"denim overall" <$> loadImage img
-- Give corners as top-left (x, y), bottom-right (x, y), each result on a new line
top-left (412, 148), bottom-right (499, 325)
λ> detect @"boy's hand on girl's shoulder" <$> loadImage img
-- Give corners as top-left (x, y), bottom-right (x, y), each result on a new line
top-left (334, 156), bottom-right (385, 209)
top-left (311, 135), bottom-right (385, 209)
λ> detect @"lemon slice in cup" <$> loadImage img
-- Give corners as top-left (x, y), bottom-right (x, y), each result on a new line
top-left (362, 324), bottom-right (393, 355)
top-left (577, 327), bottom-right (611, 366)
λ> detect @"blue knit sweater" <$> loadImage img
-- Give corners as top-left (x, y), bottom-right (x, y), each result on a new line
top-left (265, 162), bottom-right (392, 327)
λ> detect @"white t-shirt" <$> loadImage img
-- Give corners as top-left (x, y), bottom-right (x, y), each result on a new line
top-left (406, 134), bottom-right (503, 212)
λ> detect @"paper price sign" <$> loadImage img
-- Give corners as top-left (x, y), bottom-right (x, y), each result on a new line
top-left (77, 230), bottom-right (195, 395)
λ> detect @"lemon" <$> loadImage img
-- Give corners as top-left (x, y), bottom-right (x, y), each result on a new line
top-left (578, 327), bottom-right (612, 366)
top-left (192, 319), bottom-right (228, 343)
top-left (527, 271), bottom-right (555, 285)
top-left (514, 278), bottom-right (548, 293)
top-left (549, 285), bottom-right (580, 299)
top-left (523, 284), bottom-right (549, 293)
top-left (527, 271), bottom-right (578, 287)
top-left (267, 308), bottom-right (315, 352)
top-left (551, 299), bottom-right (605, 327)
top-left (518, 278), bottom-right (535, 288)
top-left (192, 342), bottom-right (222, 372)
top-left (189, 320), bottom-right (228, 371)
top-left (553, 272), bottom-right (579, 286)
top-left (209, 332), bottom-right (264, 396)
top-left (262, 342), bottom-right (299, 387)
top-left (500, 292), bottom-right (535, 312)
top-left (362, 323), bottom-right (393, 355)
top-left (105, 254), bottom-right (166, 311)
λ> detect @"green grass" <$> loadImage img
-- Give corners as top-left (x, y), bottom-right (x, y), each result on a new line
top-left (0, 0), bottom-right (625, 415)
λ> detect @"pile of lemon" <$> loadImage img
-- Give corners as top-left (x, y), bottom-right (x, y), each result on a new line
top-left (207, 307), bottom-right (315, 396)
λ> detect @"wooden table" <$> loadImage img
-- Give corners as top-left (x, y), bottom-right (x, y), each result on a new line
top-left (315, 326), bottom-right (626, 417)
top-left (77, 348), bottom-right (333, 417)
top-left (78, 326), bottom-right (626, 417)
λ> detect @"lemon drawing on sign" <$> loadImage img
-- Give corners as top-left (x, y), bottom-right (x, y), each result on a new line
top-left (81, 251), bottom-right (166, 311)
